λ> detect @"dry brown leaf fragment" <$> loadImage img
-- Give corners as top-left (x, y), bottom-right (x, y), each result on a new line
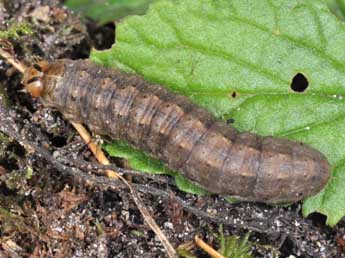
top-left (28, 6), bottom-right (50, 23)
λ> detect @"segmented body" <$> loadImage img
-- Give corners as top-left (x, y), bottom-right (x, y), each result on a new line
top-left (22, 59), bottom-right (330, 203)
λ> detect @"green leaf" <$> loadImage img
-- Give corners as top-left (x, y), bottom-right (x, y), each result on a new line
top-left (92, 0), bottom-right (345, 225)
top-left (103, 141), bottom-right (208, 195)
top-left (65, 0), bottom-right (160, 24)
top-left (325, 0), bottom-right (345, 21)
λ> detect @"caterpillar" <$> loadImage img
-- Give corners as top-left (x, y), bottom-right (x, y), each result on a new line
top-left (21, 59), bottom-right (330, 204)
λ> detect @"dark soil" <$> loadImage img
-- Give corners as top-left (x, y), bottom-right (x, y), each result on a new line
top-left (0, 1), bottom-right (344, 257)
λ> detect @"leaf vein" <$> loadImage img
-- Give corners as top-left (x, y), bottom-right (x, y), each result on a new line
top-left (308, 4), bottom-right (327, 49)
top-left (154, 10), bottom-right (287, 85)
top-left (226, 14), bottom-right (345, 73)
top-left (276, 114), bottom-right (345, 137)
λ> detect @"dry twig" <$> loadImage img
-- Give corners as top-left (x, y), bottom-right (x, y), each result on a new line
top-left (0, 47), bottom-right (26, 74)
top-left (70, 121), bottom-right (118, 178)
top-left (195, 235), bottom-right (226, 258)
top-left (70, 121), bottom-right (176, 257)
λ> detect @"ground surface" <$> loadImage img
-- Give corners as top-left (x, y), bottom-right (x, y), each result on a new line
top-left (0, 1), bottom-right (344, 257)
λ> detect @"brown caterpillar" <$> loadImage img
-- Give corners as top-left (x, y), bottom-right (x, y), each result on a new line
top-left (21, 59), bottom-right (330, 204)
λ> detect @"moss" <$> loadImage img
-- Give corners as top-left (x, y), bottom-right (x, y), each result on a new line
top-left (0, 22), bottom-right (33, 39)
top-left (217, 225), bottom-right (253, 258)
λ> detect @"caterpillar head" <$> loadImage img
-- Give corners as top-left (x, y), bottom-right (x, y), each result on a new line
top-left (22, 61), bottom-right (50, 98)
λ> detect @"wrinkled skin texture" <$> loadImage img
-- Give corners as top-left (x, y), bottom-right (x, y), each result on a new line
top-left (22, 59), bottom-right (331, 203)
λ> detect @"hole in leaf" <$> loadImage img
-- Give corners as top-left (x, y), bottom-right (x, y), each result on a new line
top-left (291, 73), bottom-right (309, 92)
top-left (231, 91), bottom-right (237, 98)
